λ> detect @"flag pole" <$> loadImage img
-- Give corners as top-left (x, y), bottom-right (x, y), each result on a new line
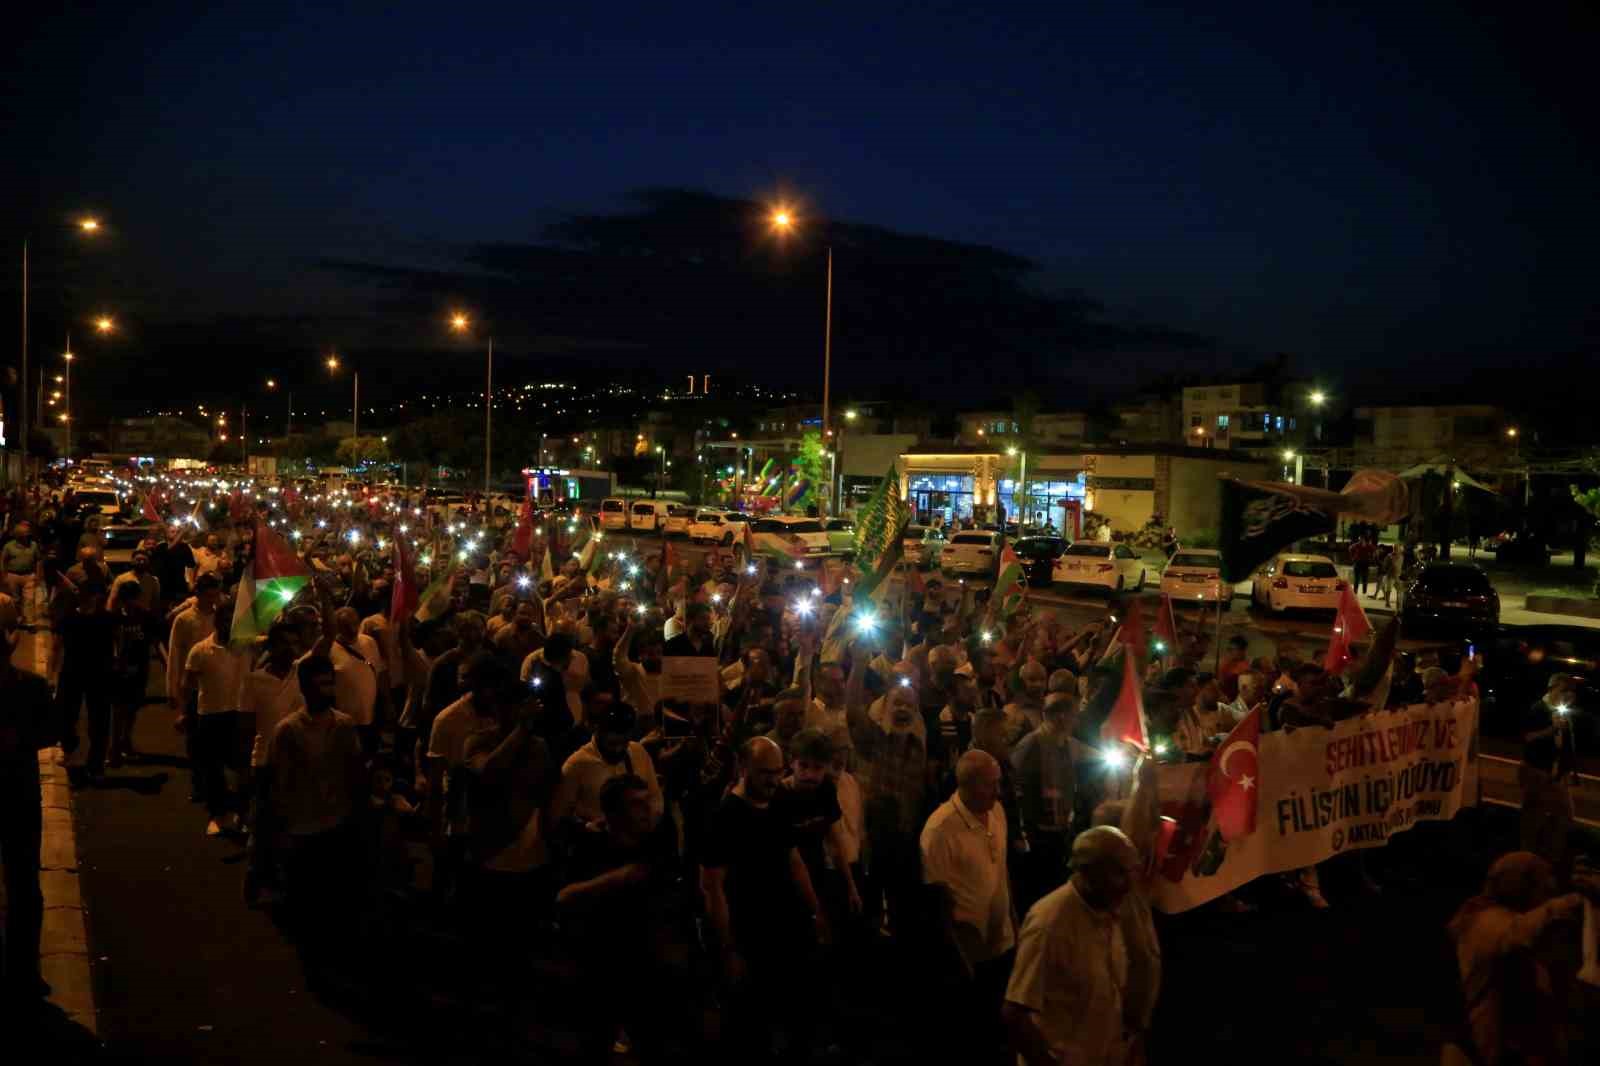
top-left (1213, 587), bottom-right (1225, 673)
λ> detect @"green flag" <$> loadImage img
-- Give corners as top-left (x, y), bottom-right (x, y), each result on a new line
top-left (851, 465), bottom-right (912, 575)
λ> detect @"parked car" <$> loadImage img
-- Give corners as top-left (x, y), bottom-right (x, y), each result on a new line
top-left (1012, 535), bottom-right (1066, 588)
top-left (628, 499), bottom-right (670, 532)
top-left (100, 523), bottom-right (155, 575)
top-left (824, 518), bottom-right (855, 558)
top-left (1401, 562), bottom-right (1500, 633)
top-left (1478, 624), bottom-right (1600, 761)
top-left (1250, 553), bottom-right (1343, 614)
top-left (901, 525), bottom-right (947, 568)
top-left (940, 530), bottom-right (1002, 578)
top-left (1160, 548), bottom-right (1229, 608)
top-left (751, 516), bottom-right (833, 568)
top-left (1053, 541), bottom-right (1145, 593)
top-left (688, 509), bottom-right (736, 545)
top-left (599, 497), bottom-right (630, 531)
top-left (661, 504), bottom-right (696, 538)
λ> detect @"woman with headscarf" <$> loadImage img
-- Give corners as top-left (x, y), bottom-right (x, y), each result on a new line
top-left (1441, 851), bottom-right (1597, 1066)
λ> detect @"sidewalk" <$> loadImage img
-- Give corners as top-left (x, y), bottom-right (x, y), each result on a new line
top-left (8, 626), bottom-right (97, 1034)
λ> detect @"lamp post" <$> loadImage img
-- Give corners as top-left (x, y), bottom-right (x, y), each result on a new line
top-left (326, 354), bottom-right (357, 441)
top-left (770, 207), bottom-right (836, 513)
top-left (266, 378), bottom-right (292, 439)
top-left (62, 344), bottom-right (74, 462)
top-left (449, 312), bottom-right (493, 494)
top-left (21, 217), bottom-right (104, 476)
top-left (653, 444), bottom-right (665, 500)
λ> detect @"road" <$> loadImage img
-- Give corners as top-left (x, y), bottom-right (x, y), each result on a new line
top-left (20, 544), bottom-right (1598, 1065)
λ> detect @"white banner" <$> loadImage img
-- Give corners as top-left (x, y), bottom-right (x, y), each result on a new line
top-left (1150, 700), bottom-right (1479, 913)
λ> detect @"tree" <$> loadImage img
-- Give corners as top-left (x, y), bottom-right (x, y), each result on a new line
top-left (792, 431), bottom-right (829, 512)
top-left (337, 435), bottom-right (391, 467)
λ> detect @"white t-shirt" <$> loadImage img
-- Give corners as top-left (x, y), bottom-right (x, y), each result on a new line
top-left (920, 793), bottom-right (1015, 965)
top-left (240, 664), bottom-right (305, 767)
top-left (331, 636), bottom-right (381, 727)
top-left (359, 613), bottom-right (404, 688)
top-left (425, 694), bottom-right (496, 770)
top-left (184, 635), bottom-right (250, 715)
top-left (520, 647), bottom-right (590, 722)
top-left (167, 605), bottom-right (214, 706)
top-left (552, 739), bottom-right (663, 825)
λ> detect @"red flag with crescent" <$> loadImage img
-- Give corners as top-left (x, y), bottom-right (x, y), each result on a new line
top-left (1207, 705), bottom-right (1261, 840)
top-left (1100, 648), bottom-right (1149, 750)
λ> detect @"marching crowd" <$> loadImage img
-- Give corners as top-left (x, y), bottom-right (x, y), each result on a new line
top-left (2, 478), bottom-right (1597, 1063)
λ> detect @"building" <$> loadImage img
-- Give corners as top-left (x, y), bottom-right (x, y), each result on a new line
top-left (955, 410), bottom-right (1090, 448)
top-left (1111, 391), bottom-right (1183, 446)
top-left (1179, 379), bottom-right (1325, 454)
top-left (896, 443), bottom-right (1269, 536)
top-left (106, 417), bottom-right (213, 459)
top-left (1351, 404), bottom-right (1509, 468)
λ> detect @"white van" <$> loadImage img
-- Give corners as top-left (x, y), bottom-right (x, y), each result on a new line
top-left (599, 497), bottom-right (630, 531)
top-left (628, 499), bottom-right (670, 532)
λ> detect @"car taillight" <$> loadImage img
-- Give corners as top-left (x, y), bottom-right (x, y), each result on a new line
top-left (1097, 563), bottom-right (1114, 572)
top-left (978, 548), bottom-right (993, 555)
top-left (1334, 581), bottom-right (1347, 591)
top-left (1272, 578), bottom-right (1288, 589)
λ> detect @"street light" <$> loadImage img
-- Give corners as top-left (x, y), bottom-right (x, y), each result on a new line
top-left (325, 353), bottom-right (359, 441)
top-left (265, 376), bottom-right (293, 439)
top-left (1506, 427), bottom-right (1519, 439)
top-left (21, 214), bottom-right (105, 474)
top-left (449, 311), bottom-right (494, 494)
top-left (94, 315), bottom-right (114, 334)
top-left (1309, 390), bottom-right (1326, 407)
top-left (770, 204), bottom-right (837, 513)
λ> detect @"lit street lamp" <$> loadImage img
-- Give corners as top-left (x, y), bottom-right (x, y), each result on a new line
top-left (20, 215), bottom-right (104, 474)
top-left (449, 312), bottom-right (494, 494)
top-left (771, 205), bottom-right (837, 513)
top-left (326, 353), bottom-right (358, 441)
top-left (266, 377), bottom-right (293, 438)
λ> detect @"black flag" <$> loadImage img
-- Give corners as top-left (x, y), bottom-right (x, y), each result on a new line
top-left (1218, 477), bottom-right (1336, 583)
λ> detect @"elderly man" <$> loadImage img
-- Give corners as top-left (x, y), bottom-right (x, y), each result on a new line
top-left (1442, 851), bottom-right (1598, 1066)
top-left (1004, 826), bottom-right (1142, 1066)
top-left (922, 749), bottom-right (1015, 1065)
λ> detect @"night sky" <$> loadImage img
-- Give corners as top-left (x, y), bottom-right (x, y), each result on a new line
top-left (6, 2), bottom-right (1597, 416)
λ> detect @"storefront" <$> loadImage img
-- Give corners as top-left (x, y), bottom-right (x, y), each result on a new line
top-left (908, 472), bottom-right (976, 525)
top-left (998, 474), bottom-right (1086, 528)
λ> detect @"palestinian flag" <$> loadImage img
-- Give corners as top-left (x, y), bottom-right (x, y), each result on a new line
top-left (1100, 646), bottom-right (1150, 751)
top-left (851, 465), bottom-right (913, 575)
top-left (415, 549), bottom-right (459, 624)
top-left (1218, 477), bottom-right (1336, 583)
top-left (992, 542), bottom-right (1026, 616)
top-left (230, 521), bottom-right (311, 647)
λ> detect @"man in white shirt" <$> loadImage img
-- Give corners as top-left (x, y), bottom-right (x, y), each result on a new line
top-left (424, 652), bottom-right (508, 847)
top-left (1004, 826), bottom-right (1141, 1066)
top-left (182, 605), bottom-right (253, 836)
top-left (551, 703), bottom-right (662, 827)
top-left (240, 619), bottom-right (306, 904)
top-left (168, 573), bottom-right (221, 804)
top-left (922, 749), bottom-right (1015, 1063)
top-left (332, 606), bottom-right (384, 756)
top-left (613, 617), bottom-right (663, 723)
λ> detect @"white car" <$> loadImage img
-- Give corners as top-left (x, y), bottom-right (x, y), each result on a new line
top-left (688, 509), bottom-right (736, 545)
top-left (72, 487), bottom-right (124, 522)
top-left (1251, 553), bottom-right (1344, 614)
top-left (901, 525), bottom-right (946, 567)
top-left (939, 530), bottom-right (1001, 577)
top-left (598, 497), bottom-right (630, 531)
top-left (628, 499), bottom-right (669, 532)
top-left (1053, 541), bottom-right (1146, 593)
top-left (661, 504), bottom-right (695, 538)
top-left (1160, 548), bottom-right (1229, 608)
top-left (751, 516), bottom-right (833, 568)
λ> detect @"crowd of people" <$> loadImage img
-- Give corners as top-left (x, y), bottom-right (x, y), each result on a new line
top-left (1, 474), bottom-right (1597, 1061)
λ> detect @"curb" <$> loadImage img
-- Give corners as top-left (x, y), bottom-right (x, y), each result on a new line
top-left (27, 628), bottom-right (98, 1035)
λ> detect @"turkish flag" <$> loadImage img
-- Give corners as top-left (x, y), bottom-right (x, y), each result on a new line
top-left (1153, 593), bottom-right (1178, 656)
top-left (1100, 648), bottom-right (1149, 750)
top-left (1207, 705), bottom-right (1261, 840)
top-left (1335, 582), bottom-right (1373, 643)
top-left (510, 495), bottom-right (534, 559)
top-left (141, 492), bottom-right (162, 524)
top-left (390, 534), bottom-right (419, 623)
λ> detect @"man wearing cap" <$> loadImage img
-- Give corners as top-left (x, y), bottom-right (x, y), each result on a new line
top-left (0, 594), bottom-right (58, 1004)
top-left (552, 702), bottom-right (663, 829)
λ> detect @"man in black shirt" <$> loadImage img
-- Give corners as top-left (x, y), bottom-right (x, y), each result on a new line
top-left (52, 581), bottom-right (115, 785)
top-left (701, 736), bottom-right (826, 1063)
top-left (776, 728), bottom-right (862, 924)
top-left (1520, 674), bottom-right (1578, 874)
top-left (1, 595), bottom-right (59, 1005)
top-left (663, 602), bottom-right (717, 657)
top-left (150, 524), bottom-right (196, 614)
top-left (559, 773), bottom-right (679, 1063)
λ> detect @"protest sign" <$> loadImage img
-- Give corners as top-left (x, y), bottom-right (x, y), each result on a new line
top-left (659, 655), bottom-right (722, 706)
top-left (1150, 700), bottom-right (1479, 913)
